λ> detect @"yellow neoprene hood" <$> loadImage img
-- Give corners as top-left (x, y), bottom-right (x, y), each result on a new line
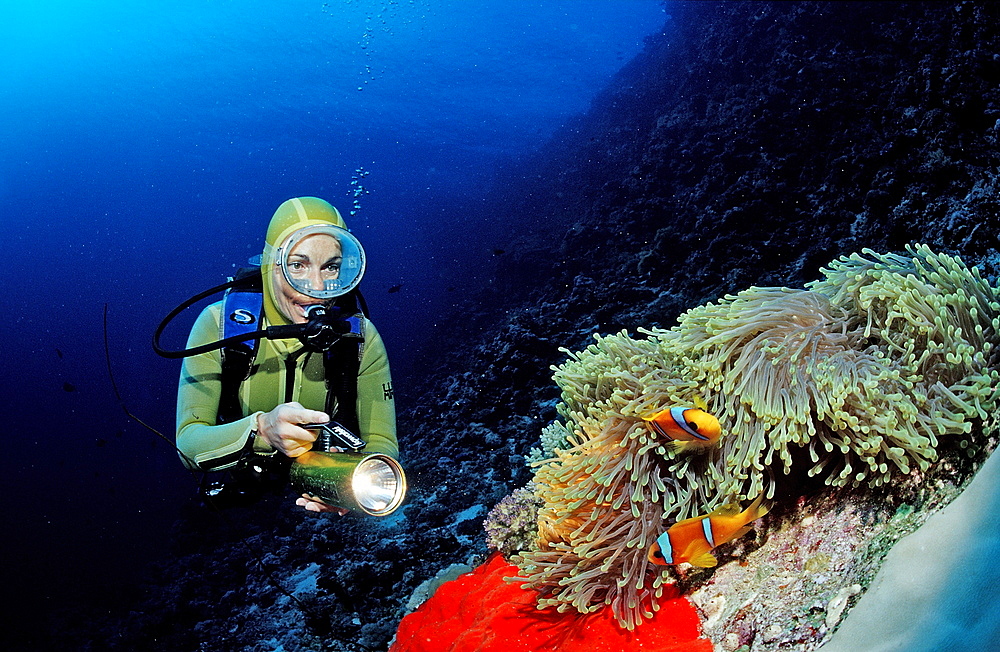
top-left (261, 197), bottom-right (348, 326)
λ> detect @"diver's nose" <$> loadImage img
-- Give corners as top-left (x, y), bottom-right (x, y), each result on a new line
top-left (306, 269), bottom-right (324, 292)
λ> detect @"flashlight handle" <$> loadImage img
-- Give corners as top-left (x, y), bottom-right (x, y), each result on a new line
top-left (302, 421), bottom-right (367, 453)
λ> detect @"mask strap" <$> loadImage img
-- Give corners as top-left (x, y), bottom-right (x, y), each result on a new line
top-left (261, 242), bottom-right (278, 266)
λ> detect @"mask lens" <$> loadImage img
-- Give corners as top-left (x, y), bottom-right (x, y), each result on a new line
top-left (280, 225), bottom-right (366, 299)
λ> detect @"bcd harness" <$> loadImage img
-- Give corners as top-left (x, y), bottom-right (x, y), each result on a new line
top-left (212, 267), bottom-right (368, 470)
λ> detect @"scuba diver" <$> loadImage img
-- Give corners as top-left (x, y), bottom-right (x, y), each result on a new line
top-left (161, 197), bottom-right (398, 513)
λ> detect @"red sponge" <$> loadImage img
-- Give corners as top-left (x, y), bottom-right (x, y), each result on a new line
top-left (391, 553), bottom-right (712, 652)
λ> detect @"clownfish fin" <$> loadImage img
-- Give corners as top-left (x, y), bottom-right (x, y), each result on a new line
top-left (694, 395), bottom-right (708, 411)
top-left (666, 438), bottom-right (715, 456)
top-left (642, 407), bottom-right (669, 423)
top-left (666, 440), bottom-right (690, 455)
top-left (688, 551), bottom-right (719, 568)
top-left (742, 493), bottom-right (770, 521)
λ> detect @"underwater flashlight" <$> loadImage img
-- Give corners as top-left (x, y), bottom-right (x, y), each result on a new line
top-left (290, 451), bottom-right (407, 516)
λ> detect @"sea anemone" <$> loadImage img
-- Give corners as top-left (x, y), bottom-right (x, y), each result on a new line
top-left (512, 245), bottom-right (1000, 629)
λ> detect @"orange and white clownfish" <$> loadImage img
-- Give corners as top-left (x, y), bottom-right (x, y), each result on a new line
top-left (642, 396), bottom-right (722, 453)
top-left (647, 494), bottom-right (770, 568)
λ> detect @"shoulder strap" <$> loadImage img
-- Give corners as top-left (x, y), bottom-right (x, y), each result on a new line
top-left (323, 291), bottom-right (367, 436)
top-left (218, 268), bottom-right (263, 425)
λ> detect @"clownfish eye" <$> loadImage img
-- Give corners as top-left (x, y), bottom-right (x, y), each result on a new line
top-left (653, 549), bottom-right (663, 558)
top-left (687, 422), bottom-right (699, 431)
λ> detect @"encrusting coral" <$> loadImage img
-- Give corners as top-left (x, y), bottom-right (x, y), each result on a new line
top-left (524, 421), bottom-right (575, 466)
top-left (510, 245), bottom-right (1000, 630)
top-left (484, 485), bottom-right (543, 557)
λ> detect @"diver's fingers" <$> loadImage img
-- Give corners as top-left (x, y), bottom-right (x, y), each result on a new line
top-left (296, 408), bottom-right (331, 425)
top-left (298, 497), bottom-right (323, 512)
top-left (296, 494), bottom-right (349, 515)
top-left (289, 425), bottom-right (318, 444)
top-left (257, 404), bottom-right (329, 454)
top-left (269, 426), bottom-right (313, 455)
top-left (286, 434), bottom-right (325, 456)
top-left (276, 402), bottom-right (329, 426)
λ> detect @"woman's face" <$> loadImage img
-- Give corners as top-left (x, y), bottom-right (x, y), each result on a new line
top-left (274, 233), bottom-right (342, 323)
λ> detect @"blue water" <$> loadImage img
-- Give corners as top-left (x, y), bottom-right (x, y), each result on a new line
top-left (0, 0), bottom-right (666, 642)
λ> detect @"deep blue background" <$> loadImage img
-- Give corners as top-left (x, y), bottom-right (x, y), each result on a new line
top-left (0, 0), bottom-right (666, 630)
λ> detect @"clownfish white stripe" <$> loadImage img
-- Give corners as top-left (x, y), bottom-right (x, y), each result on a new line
top-left (701, 516), bottom-right (715, 548)
top-left (656, 530), bottom-right (674, 564)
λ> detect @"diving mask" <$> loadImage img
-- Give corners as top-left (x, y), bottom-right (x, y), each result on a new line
top-left (275, 224), bottom-right (366, 299)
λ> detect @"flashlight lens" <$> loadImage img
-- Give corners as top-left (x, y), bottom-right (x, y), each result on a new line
top-left (353, 457), bottom-right (402, 514)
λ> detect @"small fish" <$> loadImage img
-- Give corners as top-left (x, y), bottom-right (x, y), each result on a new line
top-left (56, 348), bottom-right (64, 360)
top-left (388, 284), bottom-right (403, 294)
top-left (492, 248), bottom-right (506, 256)
top-left (63, 382), bottom-right (76, 393)
top-left (643, 396), bottom-right (722, 453)
top-left (648, 494), bottom-right (770, 568)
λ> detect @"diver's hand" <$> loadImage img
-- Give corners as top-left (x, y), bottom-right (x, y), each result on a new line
top-left (296, 493), bottom-right (350, 515)
top-left (256, 402), bottom-right (329, 458)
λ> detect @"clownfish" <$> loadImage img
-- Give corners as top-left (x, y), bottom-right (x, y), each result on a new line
top-left (642, 396), bottom-right (722, 453)
top-left (647, 494), bottom-right (770, 568)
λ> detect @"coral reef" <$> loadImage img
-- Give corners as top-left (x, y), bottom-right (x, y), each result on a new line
top-left (512, 245), bottom-right (1000, 629)
top-left (62, 3), bottom-right (1000, 651)
top-left (524, 420), bottom-right (575, 465)
top-left (484, 485), bottom-right (543, 557)
top-left (686, 430), bottom-right (999, 651)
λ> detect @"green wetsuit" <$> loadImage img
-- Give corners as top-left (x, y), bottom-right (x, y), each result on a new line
top-left (175, 303), bottom-right (397, 470)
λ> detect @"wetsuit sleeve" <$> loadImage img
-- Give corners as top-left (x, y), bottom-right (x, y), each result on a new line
top-left (357, 319), bottom-right (398, 458)
top-left (175, 303), bottom-right (263, 470)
